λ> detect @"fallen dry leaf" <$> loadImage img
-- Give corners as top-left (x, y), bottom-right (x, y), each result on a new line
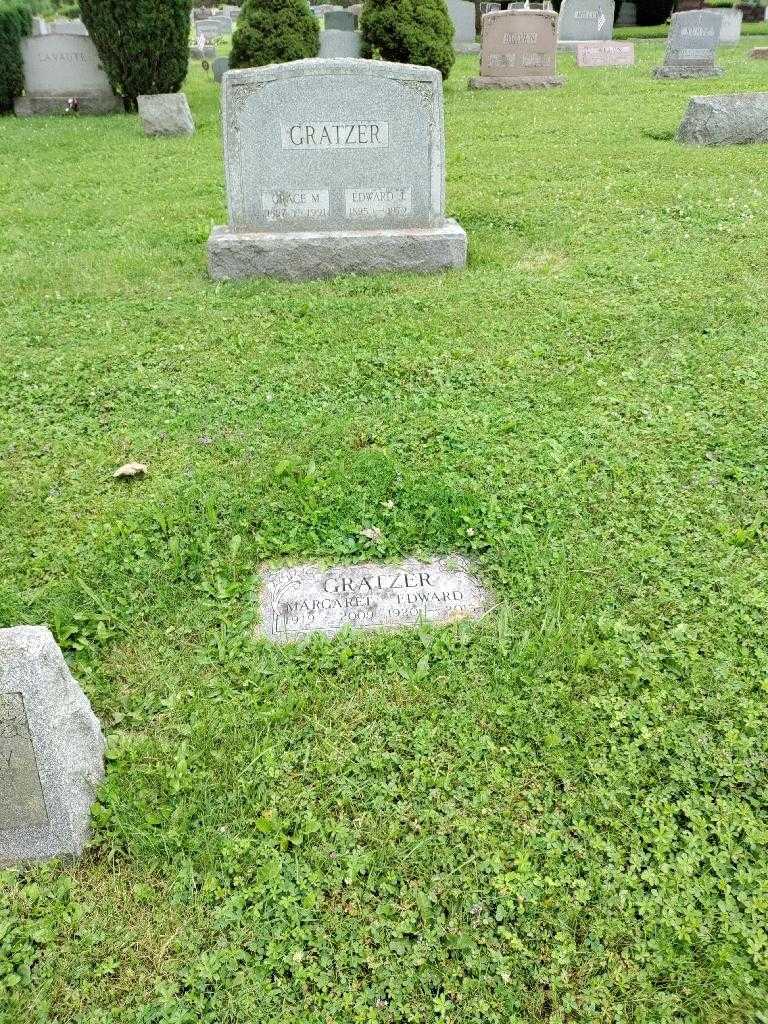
top-left (113, 462), bottom-right (148, 479)
top-left (360, 527), bottom-right (383, 542)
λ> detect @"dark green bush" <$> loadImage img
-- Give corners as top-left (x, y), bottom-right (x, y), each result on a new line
top-left (229, 0), bottom-right (319, 69)
top-left (79, 0), bottom-right (191, 111)
top-left (360, 0), bottom-right (455, 81)
top-left (0, 0), bottom-right (31, 115)
top-left (635, 0), bottom-right (674, 25)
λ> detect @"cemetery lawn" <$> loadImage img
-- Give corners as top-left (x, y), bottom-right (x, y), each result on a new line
top-left (2, 41), bottom-right (768, 1024)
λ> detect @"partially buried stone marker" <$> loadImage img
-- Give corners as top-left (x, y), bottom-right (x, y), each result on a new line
top-left (677, 92), bottom-right (768, 145)
top-left (259, 557), bottom-right (489, 643)
top-left (469, 9), bottom-right (564, 90)
top-left (138, 93), bottom-right (195, 137)
top-left (653, 10), bottom-right (723, 79)
top-left (0, 626), bottom-right (105, 865)
top-left (208, 58), bottom-right (467, 282)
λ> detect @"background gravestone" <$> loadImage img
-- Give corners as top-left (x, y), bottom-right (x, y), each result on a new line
top-left (470, 9), bottom-right (563, 88)
top-left (14, 32), bottom-right (121, 116)
top-left (447, 0), bottom-right (480, 53)
top-left (557, 0), bottom-right (614, 50)
top-left (653, 10), bottom-right (723, 78)
top-left (325, 9), bottom-right (357, 29)
top-left (677, 92), bottom-right (768, 145)
top-left (717, 9), bottom-right (742, 44)
top-left (0, 626), bottom-right (105, 865)
top-left (208, 58), bottom-right (467, 281)
top-left (213, 56), bottom-right (230, 82)
top-left (319, 10), bottom-right (362, 57)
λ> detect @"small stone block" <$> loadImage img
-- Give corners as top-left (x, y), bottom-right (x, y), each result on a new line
top-left (207, 220), bottom-right (468, 282)
top-left (676, 91), bottom-right (768, 145)
top-left (0, 626), bottom-right (105, 865)
top-left (751, 47), bottom-right (768, 59)
top-left (138, 92), bottom-right (195, 137)
top-left (259, 557), bottom-right (490, 642)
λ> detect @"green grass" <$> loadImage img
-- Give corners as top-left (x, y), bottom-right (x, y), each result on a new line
top-left (2, 42), bottom-right (768, 1024)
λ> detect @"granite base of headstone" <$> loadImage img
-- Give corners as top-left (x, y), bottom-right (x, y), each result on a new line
top-left (14, 33), bottom-right (121, 116)
top-left (470, 9), bottom-right (564, 89)
top-left (319, 28), bottom-right (362, 57)
top-left (213, 56), bottom-right (230, 83)
top-left (676, 92), bottom-right (768, 145)
top-left (0, 626), bottom-right (105, 865)
top-left (138, 93), bottom-right (195, 136)
top-left (557, 0), bottom-right (615, 50)
top-left (259, 557), bottom-right (490, 642)
top-left (652, 10), bottom-right (723, 78)
top-left (208, 58), bottom-right (467, 282)
top-left (575, 40), bottom-right (634, 66)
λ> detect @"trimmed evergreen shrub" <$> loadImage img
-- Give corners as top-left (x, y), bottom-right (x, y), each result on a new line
top-left (229, 0), bottom-right (319, 69)
top-left (360, 0), bottom-right (455, 80)
top-left (0, 0), bottom-right (31, 114)
top-left (78, 0), bottom-right (191, 111)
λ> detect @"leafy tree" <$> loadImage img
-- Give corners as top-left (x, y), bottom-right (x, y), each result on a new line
top-left (79, 0), bottom-right (191, 111)
top-left (360, 0), bottom-right (455, 80)
top-left (230, 0), bottom-right (319, 70)
top-left (0, 0), bottom-right (31, 114)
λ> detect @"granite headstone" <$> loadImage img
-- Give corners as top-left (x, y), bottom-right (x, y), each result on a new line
top-left (447, 0), bottom-right (480, 53)
top-left (213, 56), bottom-right (230, 82)
top-left (653, 10), bottom-right (723, 78)
top-left (717, 8), bottom-right (742, 44)
top-left (14, 32), bottom-right (121, 116)
top-left (0, 626), bottom-right (105, 865)
top-left (208, 58), bottom-right (467, 281)
top-left (470, 9), bottom-right (564, 88)
top-left (557, 0), bottom-right (614, 50)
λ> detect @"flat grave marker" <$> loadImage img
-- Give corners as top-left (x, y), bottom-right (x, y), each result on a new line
top-left (575, 40), bottom-right (635, 66)
top-left (259, 557), bottom-right (490, 643)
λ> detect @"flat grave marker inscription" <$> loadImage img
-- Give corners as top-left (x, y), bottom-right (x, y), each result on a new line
top-left (259, 557), bottom-right (489, 642)
top-left (576, 41), bottom-right (634, 66)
